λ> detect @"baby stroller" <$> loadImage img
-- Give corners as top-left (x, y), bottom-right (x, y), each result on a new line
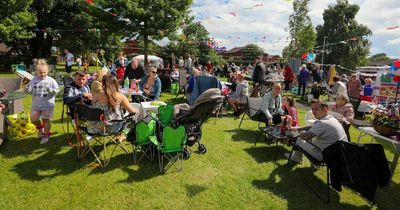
top-left (174, 88), bottom-right (224, 159)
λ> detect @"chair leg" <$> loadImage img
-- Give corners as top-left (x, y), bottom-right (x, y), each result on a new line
top-left (238, 113), bottom-right (246, 128)
top-left (287, 144), bottom-right (296, 165)
top-left (326, 166), bottom-right (330, 204)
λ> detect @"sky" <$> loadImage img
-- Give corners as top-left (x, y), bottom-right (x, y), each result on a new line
top-left (190, 0), bottom-right (400, 58)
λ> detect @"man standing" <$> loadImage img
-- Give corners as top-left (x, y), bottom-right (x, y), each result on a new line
top-left (297, 64), bottom-right (309, 96)
top-left (122, 58), bottom-right (146, 84)
top-left (185, 54), bottom-right (192, 73)
top-left (64, 49), bottom-right (74, 73)
top-left (63, 71), bottom-right (92, 105)
top-left (286, 99), bottom-right (348, 163)
top-left (251, 56), bottom-right (266, 97)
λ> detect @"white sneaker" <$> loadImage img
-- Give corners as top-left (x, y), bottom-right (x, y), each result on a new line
top-left (40, 137), bottom-right (49, 144)
top-left (285, 152), bottom-right (303, 163)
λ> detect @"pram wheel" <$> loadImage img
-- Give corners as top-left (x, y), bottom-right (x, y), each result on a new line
top-left (183, 148), bottom-right (191, 160)
top-left (198, 143), bottom-right (207, 154)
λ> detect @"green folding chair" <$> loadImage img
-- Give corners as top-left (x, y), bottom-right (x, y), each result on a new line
top-left (150, 126), bottom-right (186, 172)
top-left (158, 104), bottom-right (175, 127)
top-left (132, 120), bottom-right (156, 164)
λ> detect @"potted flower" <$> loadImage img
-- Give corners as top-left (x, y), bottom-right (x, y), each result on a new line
top-left (367, 109), bottom-right (400, 136)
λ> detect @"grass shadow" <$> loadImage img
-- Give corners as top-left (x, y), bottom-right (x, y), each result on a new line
top-left (185, 184), bottom-right (207, 197)
top-left (252, 164), bottom-right (371, 209)
top-left (10, 135), bottom-right (82, 181)
top-left (244, 146), bottom-right (290, 163)
top-left (224, 128), bottom-right (261, 144)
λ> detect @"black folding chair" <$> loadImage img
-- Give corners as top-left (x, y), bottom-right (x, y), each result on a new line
top-left (72, 104), bottom-right (131, 168)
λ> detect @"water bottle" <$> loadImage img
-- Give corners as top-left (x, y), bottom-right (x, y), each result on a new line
top-left (124, 77), bottom-right (129, 90)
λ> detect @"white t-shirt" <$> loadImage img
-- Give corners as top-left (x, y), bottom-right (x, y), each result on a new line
top-left (309, 115), bottom-right (348, 150)
top-left (65, 52), bottom-right (74, 66)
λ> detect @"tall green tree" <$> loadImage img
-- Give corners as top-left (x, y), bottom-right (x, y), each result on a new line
top-left (0, 0), bottom-right (35, 42)
top-left (284, 0), bottom-right (316, 59)
top-left (29, 0), bottom-right (124, 60)
top-left (102, 0), bottom-right (192, 69)
top-left (315, 0), bottom-right (372, 69)
top-left (241, 44), bottom-right (264, 65)
top-left (369, 53), bottom-right (389, 63)
top-left (161, 20), bottom-right (225, 67)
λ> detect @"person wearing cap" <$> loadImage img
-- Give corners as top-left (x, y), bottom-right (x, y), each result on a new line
top-left (63, 70), bottom-right (92, 105)
top-left (329, 94), bottom-right (354, 141)
top-left (285, 99), bottom-right (348, 163)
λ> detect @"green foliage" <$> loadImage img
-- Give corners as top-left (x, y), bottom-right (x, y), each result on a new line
top-left (369, 53), bottom-right (390, 63)
top-left (28, 0), bottom-right (125, 59)
top-left (241, 44), bottom-right (264, 65)
top-left (315, 0), bottom-right (372, 69)
top-left (100, 0), bottom-right (192, 66)
top-left (161, 20), bottom-right (225, 66)
top-left (0, 0), bottom-right (35, 42)
top-left (285, 0), bottom-right (316, 59)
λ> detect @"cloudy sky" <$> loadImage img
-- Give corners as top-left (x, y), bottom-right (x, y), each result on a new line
top-left (190, 0), bottom-right (400, 58)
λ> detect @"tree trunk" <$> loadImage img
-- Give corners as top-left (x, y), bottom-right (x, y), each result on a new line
top-left (30, 31), bottom-right (53, 60)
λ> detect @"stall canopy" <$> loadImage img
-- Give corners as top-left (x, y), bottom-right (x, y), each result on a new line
top-left (133, 55), bottom-right (163, 68)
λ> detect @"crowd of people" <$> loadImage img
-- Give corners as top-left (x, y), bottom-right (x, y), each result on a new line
top-left (25, 50), bottom-right (379, 174)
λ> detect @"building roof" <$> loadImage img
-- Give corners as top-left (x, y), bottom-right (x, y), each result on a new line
top-left (224, 47), bottom-right (245, 54)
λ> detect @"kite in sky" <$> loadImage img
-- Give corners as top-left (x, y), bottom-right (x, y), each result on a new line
top-left (386, 26), bottom-right (400, 30)
top-left (244, 4), bottom-right (263, 9)
top-left (228, 12), bottom-right (236, 17)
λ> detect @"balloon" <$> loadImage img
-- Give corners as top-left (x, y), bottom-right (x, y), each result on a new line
top-left (390, 65), bottom-right (398, 71)
top-left (393, 75), bottom-right (400, 82)
top-left (394, 60), bottom-right (400, 69)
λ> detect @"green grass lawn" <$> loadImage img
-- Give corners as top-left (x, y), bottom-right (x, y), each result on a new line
top-left (0, 90), bottom-right (399, 209)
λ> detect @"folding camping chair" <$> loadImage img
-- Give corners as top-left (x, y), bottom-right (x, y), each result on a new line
top-left (174, 69), bottom-right (187, 100)
top-left (150, 126), bottom-right (186, 172)
top-left (238, 96), bottom-right (263, 129)
top-left (73, 103), bottom-right (130, 168)
top-left (132, 120), bottom-right (156, 164)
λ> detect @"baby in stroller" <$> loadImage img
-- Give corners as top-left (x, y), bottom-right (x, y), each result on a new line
top-left (174, 88), bottom-right (224, 158)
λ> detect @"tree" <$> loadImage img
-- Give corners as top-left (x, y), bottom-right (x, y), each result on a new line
top-left (0, 0), bottom-right (35, 42)
top-left (241, 44), bottom-right (264, 65)
top-left (284, 0), bottom-right (316, 59)
top-left (29, 0), bottom-right (124, 60)
top-left (369, 53), bottom-right (389, 62)
top-left (102, 0), bottom-right (192, 69)
top-left (161, 20), bottom-right (226, 67)
top-left (316, 0), bottom-right (372, 69)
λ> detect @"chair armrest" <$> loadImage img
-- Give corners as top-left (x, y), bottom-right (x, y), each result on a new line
top-left (149, 136), bottom-right (159, 146)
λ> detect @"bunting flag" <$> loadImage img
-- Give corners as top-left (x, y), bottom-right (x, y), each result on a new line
top-left (215, 16), bottom-right (223, 20)
top-left (85, 0), bottom-right (93, 4)
top-left (386, 26), bottom-right (400, 30)
top-left (228, 12), bottom-right (236, 17)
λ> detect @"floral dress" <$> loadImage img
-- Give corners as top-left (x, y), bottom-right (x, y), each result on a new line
top-left (87, 101), bottom-right (125, 134)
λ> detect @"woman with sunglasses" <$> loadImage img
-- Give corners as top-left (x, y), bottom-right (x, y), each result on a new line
top-left (140, 67), bottom-right (162, 100)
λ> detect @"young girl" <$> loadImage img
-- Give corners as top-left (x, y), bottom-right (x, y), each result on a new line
top-left (282, 96), bottom-right (299, 128)
top-left (25, 59), bottom-right (59, 144)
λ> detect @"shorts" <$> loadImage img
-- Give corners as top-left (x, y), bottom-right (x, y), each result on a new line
top-left (31, 110), bottom-right (54, 120)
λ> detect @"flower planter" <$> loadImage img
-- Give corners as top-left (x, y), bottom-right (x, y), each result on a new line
top-left (373, 124), bottom-right (398, 137)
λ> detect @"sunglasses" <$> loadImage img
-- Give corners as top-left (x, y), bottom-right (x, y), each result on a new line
top-left (151, 71), bottom-right (157, 73)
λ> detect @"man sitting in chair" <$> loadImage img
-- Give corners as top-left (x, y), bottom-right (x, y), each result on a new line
top-left (63, 71), bottom-right (92, 105)
top-left (285, 99), bottom-right (348, 163)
